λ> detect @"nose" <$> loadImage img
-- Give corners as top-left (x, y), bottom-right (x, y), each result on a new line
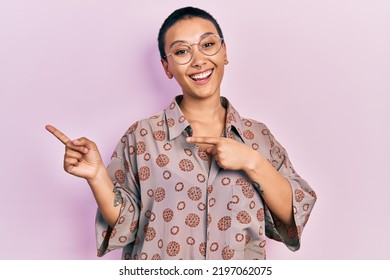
top-left (190, 45), bottom-right (206, 69)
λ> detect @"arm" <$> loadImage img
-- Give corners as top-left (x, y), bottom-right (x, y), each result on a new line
top-left (86, 164), bottom-right (121, 227)
top-left (186, 136), bottom-right (293, 225)
top-left (45, 125), bottom-right (120, 227)
top-left (242, 151), bottom-right (293, 225)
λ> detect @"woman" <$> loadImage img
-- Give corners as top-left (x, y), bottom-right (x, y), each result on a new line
top-left (46, 6), bottom-right (316, 260)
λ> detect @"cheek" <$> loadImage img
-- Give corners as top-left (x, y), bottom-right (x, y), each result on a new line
top-left (211, 52), bottom-right (227, 67)
top-left (170, 65), bottom-right (189, 78)
top-left (172, 72), bottom-right (189, 87)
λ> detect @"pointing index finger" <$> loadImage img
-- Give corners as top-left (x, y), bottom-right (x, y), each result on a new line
top-left (45, 124), bottom-right (71, 145)
top-left (186, 136), bottom-right (221, 145)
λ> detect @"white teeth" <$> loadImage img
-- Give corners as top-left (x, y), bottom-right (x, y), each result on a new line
top-left (190, 69), bottom-right (212, 80)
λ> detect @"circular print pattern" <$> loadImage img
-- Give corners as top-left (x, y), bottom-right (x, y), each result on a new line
top-left (185, 213), bottom-right (200, 227)
top-left (217, 216), bottom-right (231, 231)
top-left (179, 159), bottom-right (194, 172)
top-left (156, 154), bottom-right (169, 167)
top-left (166, 241), bottom-right (180, 257)
top-left (237, 210), bottom-right (251, 224)
top-left (154, 187), bottom-right (166, 202)
top-left (114, 170), bottom-right (125, 184)
top-left (163, 208), bottom-right (174, 222)
top-left (187, 186), bottom-right (202, 201)
top-left (138, 166), bottom-right (150, 181)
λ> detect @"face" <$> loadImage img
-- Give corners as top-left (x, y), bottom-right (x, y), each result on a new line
top-left (161, 17), bottom-right (228, 100)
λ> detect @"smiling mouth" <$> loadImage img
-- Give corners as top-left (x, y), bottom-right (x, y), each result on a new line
top-left (189, 69), bottom-right (213, 82)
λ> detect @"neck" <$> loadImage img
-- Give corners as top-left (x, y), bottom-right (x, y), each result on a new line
top-left (179, 95), bottom-right (226, 123)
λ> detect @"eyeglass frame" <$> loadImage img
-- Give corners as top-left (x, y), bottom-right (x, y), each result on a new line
top-left (163, 34), bottom-right (225, 65)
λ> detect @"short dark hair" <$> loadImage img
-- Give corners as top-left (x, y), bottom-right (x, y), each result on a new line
top-left (158, 6), bottom-right (224, 61)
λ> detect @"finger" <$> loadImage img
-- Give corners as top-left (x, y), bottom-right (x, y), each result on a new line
top-left (186, 136), bottom-right (221, 145)
top-left (72, 137), bottom-right (98, 151)
top-left (66, 140), bottom-right (89, 154)
top-left (64, 162), bottom-right (75, 174)
top-left (215, 158), bottom-right (224, 169)
top-left (65, 149), bottom-right (84, 160)
top-left (206, 146), bottom-right (216, 155)
top-left (64, 157), bottom-right (79, 167)
top-left (45, 124), bottom-right (71, 145)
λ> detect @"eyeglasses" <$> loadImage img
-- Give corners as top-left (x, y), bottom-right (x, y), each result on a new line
top-left (164, 34), bottom-right (224, 65)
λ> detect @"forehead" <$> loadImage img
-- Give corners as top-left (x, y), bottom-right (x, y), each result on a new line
top-left (164, 17), bottom-right (218, 46)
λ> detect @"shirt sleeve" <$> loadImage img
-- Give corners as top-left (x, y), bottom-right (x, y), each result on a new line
top-left (95, 124), bottom-right (141, 257)
top-left (260, 126), bottom-right (317, 252)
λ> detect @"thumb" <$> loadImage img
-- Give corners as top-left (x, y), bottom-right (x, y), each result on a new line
top-left (206, 146), bottom-right (214, 154)
top-left (72, 137), bottom-right (97, 152)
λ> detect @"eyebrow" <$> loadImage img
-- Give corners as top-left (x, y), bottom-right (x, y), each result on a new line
top-left (169, 32), bottom-right (216, 48)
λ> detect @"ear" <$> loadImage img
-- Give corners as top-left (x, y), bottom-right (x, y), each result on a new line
top-left (222, 43), bottom-right (229, 65)
top-left (161, 58), bottom-right (174, 79)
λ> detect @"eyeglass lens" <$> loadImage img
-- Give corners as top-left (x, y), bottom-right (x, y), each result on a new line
top-left (170, 35), bottom-right (222, 65)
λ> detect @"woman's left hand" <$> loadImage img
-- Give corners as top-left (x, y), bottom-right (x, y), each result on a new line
top-left (186, 136), bottom-right (260, 171)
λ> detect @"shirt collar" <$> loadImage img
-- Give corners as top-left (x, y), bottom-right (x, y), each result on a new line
top-left (164, 96), bottom-right (191, 141)
top-left (222, 96), bottom-right (245, 143)
top-left (164, 95), bottom-right (246, 142)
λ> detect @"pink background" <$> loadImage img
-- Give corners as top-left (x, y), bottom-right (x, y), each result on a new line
top-left (1, 0), bottom-right (389, 259)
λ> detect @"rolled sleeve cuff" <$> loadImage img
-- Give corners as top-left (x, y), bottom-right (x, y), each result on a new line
top-left (95, 187), bottom-right (139, 257)
top-left (265, 177), bottom-right (317, 252)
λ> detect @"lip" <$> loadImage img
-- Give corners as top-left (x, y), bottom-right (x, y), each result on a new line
top-left (188, 69), bottom-right (214, 85)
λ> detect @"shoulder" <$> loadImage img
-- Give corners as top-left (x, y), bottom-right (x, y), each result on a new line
top-left (238, 116), bottom-right (271, 136)
top-left (125, 109), bottom-right (166, 136)
top-left (224, 97), bottom-right (270, 134)
top-left (238, 116), bottom-right (285, 154)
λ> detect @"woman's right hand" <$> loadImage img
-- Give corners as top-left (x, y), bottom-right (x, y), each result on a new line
top-left (45, 124), bottom-right (104, 181)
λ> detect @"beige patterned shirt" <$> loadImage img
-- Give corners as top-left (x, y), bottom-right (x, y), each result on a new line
top-left (96, 95), bottom-right (317, 260)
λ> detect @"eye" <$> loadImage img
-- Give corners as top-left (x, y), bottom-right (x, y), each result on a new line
top-left (172, 45), bottom-right (191, 57)
top-left (202, 42), bottom-right (215, 49)
top-left (175, 49), bottom-right (189, 56)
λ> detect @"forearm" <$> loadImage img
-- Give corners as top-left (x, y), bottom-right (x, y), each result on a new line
top-left (87, 165), bottom-right (121, 227)
top-left (243, 153), bottom-right (294, 226)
